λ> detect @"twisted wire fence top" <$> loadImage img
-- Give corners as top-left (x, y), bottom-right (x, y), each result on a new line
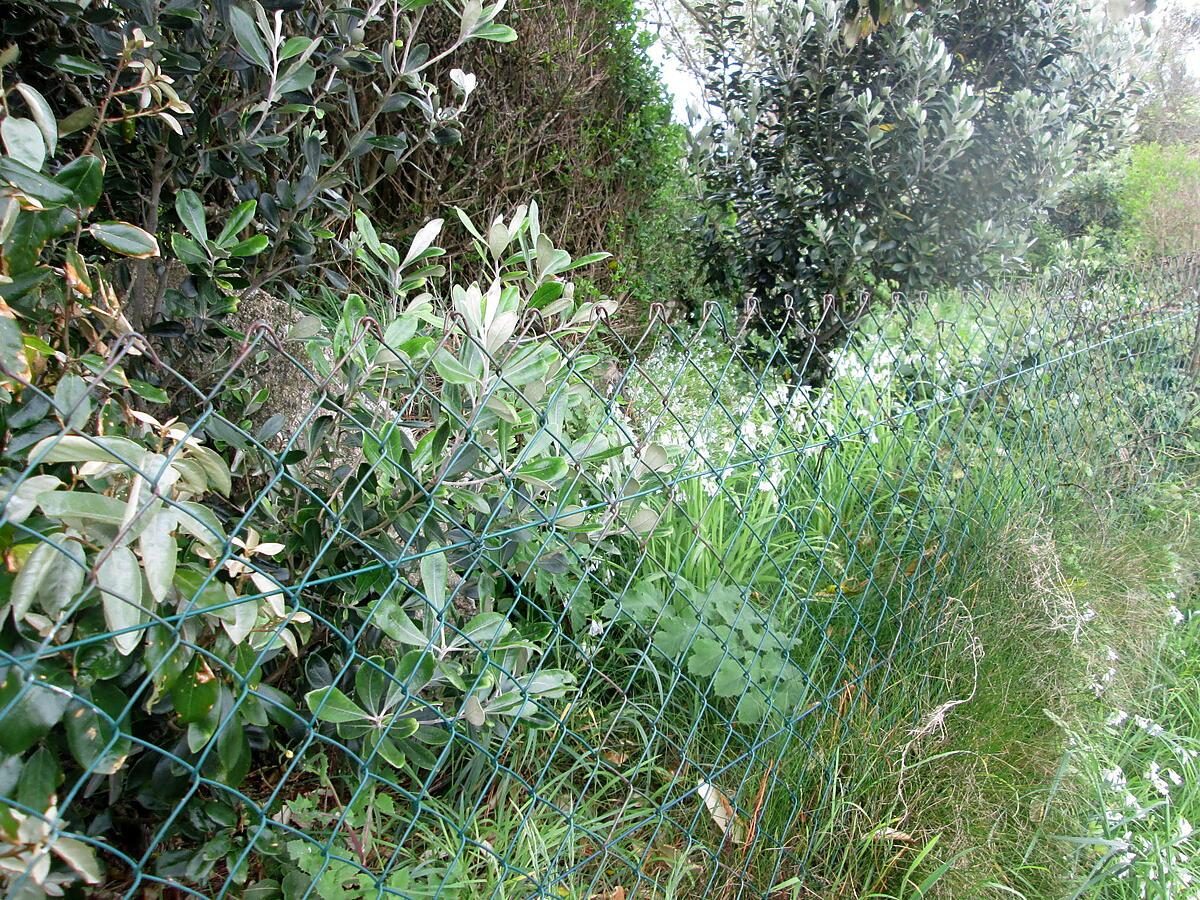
top-left (0, 258), bottom-right (1197, 898)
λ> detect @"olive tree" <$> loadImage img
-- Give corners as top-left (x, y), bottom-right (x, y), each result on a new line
top-left (693, 0), bottom-right (1147, 349)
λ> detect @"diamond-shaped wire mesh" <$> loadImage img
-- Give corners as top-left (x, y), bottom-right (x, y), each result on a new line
top-left (0, 258), bottom-right (1197, 897)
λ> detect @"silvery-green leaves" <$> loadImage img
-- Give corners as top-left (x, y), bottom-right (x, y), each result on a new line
top-left (171, 188), bottom-right (268, 283)
top-left (11, 424), bottom-right (259, 659)
top-left (305, 653), bottom-right (434, 771)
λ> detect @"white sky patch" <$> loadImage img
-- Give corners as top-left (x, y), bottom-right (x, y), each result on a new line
top-left (642, 17), bottom-right (704, 123)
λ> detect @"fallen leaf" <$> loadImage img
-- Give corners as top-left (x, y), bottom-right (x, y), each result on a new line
top-left (697, 779), bottom-right (745, 842)
top-left (873, 827), bottom-right (917, 843)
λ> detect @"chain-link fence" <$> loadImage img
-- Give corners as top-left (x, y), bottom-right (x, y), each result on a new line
top-left (0, 259), bottom-right (1198, 898)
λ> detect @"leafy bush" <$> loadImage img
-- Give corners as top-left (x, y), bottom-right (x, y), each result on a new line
top-left (375, 0), bottom-right (687, 307)
top-left (693, 0), bottom-right (1146, 346)
top-left (3, 0), bottom-right (515, 331)
top-left (603, 576), bottom-right (811, 724)
top-left (0, 77), bottom-right (641, 881)
top-left (1118, 142), bottom-right (1200, 257)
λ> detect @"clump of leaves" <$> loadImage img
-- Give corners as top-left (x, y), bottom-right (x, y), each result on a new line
top-left (603, 576), bottom-right (812, 724)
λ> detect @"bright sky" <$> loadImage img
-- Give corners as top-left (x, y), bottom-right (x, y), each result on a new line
top-left (642, 15), bottom-right (703, 123)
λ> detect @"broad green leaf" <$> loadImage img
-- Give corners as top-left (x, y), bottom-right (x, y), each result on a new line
top-left (276, 62), bottom-right (316, 96)
top-left (460, 0), bottom-right (483, 39)
top-left (354, 210), bottom-right (383, 256)
top-left (215, 199), bottom-right (257, 248)
top-left (0, 315), bottom-right (27, 381)
top-left (29, 434), bottom-right (147, 468)
top-left (139, 510), bottom-right (178, 603)
top-left (172, 233), bottom-right (209, 267)
top-left (450, 612), bottom-right (512, 649)
top-left (280, 36), bottom-right (314, 60)
top-left (186, 445), bottom-right (233, 497)
top-left (230, 4), bottom-right (270, 70)
top-left (373, 600), bottom-right (426, 646)
top-left (88, 221), bottom-right (160, 258)
top-left (11, 535), bottom-right (85, 621)
top-left (54, 154), bottom-right (103, 209)
top-left (1, 117), bottom-right (46, 171)
top-left (57, 106), bottom-right (98, 136)
top-left (53, 373), bottom-right (92, 429)
top-left (472, 23), bottom-right (518, 42)
top-left (562, 251), bottom-right (612, 272)
top-left (528, 281), bottom-right (564, 310)
top-left (486, 220), bottom-right (509, 260)
top-left (711, 657), bottom-right (745, 698)
top-left (175, 500), bottom-right (228, 554)
top-left (97, 546), bottom-right (146, 655)
top-left (64, 682), bottom-right (131, 775)
top-left (395, 649), bottom-right (435, 692)
top-left (39, 491), bottom-right (127, 525)
top-left (304, 686), bottom-right (367, 724)
top-left (171, 657), bottom-right (220, 724)
top-left (454, 206), bottom-right (484, 242)
top-left (483, 394), bottom-right (520, 425)
top-left (373, 735), bottom-right (407, 769)
top-left (221, 596), bottom-right (258, 645)
top-left (514, 456), bottom-right (569, 489)
top-left (402, 218), bottom-right (444, 269)
top-left (143, 624), bottom-right (192, 709)
top-left (1, 474), bottom-right (61, 524)
top-left (14, 84), bottom-right (57, 158)
top-left (355, 656), bottom-right (405, 714)
top-left (432, 350), bottom-right (476, 385)
top-left (51, 54), bottom-right (105, 77)
top-left (502, 343), bottom-right (558, 387)
top-left (0, 668), bottom-right (70, 754)
top-left (382, 314), bottom-right (417, 351)
top-left (229, 234), bottom-right (269, 257)
top-left (213, 710), bottom-right (251, 785)
top-left (540, 248), bottom-right (573, 278)
top-left (734, 691), bottom-right (768, 724)
top-left (0, 156), bottom-right (74, 206)
top-left (51, 836), bottom-right (102, 885)
top-left (175, 188), bottom-right (208, 244)
top-left (420, 547), bottom-right (447, 610)
top-left (687, 637), bottom-right (724, 678)
top-left (17, 747), bottom-right (60, 814)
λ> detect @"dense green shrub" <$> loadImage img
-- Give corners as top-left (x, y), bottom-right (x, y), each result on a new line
top-left (693, 0), bottom-right (1146, 347)
top-left (1118, 142), bottom-right (1200, 257)
top-left (0, 0), bottom-right (516, 330)
top-left (379, 0), bottom-right (688, 307)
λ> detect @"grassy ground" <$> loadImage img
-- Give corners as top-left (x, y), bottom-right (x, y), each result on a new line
top-left (784, 459), bottom-right (1200, 899)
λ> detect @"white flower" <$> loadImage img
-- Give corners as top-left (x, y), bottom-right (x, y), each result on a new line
top-left (1148, 762), bottom-right (1172, 797)
top-left (1102, 766), bottom-right (1127, 791)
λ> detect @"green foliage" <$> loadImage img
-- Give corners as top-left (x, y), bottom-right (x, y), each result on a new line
top-left (1118, 142), bottom-right (1200, 257)
top-left (693, 0), bottom-right (1147, 342)
top-left (602, 577), bottom-right (810, 724)
top-left (385, 0), bottom-right (685, 302)
top-left (4, 0), bottom-right (514, 328)
top-left (0, 2), bottom-right (1197, 894)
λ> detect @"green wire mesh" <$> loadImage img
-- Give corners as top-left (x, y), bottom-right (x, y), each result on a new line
top-left (1, 258), bottom-right (1198, 898)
